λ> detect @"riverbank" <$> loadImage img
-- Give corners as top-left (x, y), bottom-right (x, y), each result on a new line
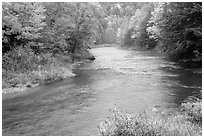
top-left (99, 91), bottom-right (202, 136)
top-left (2, 49), bottom-right (95, 95)
top-left (2, 46), bottom-right (202, 136)
top-left (2, 60), bottom-right (74, 94)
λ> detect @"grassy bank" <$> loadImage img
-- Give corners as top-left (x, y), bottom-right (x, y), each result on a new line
top-left (99, 92), bottom-right (202, 136)
top-left (2, 46), bottom-right (92, 94)
top-left (2, 44), bottom-right (96, 94)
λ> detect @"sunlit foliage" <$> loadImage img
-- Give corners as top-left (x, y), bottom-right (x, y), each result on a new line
top-left (2, 2), bottom-right (202, 89)
top-left (99, 92), bottom-right (202, 136)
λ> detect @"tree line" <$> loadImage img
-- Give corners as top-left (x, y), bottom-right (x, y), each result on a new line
top-left (100, 2), bottom-right (202, 62)
top-left (3, 2), bottom-right (201, 60)
top-left (2, 2), bottom-right (202, 89)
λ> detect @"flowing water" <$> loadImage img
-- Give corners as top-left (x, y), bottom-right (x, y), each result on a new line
top-left (2, 45), bottom-right (202, 136)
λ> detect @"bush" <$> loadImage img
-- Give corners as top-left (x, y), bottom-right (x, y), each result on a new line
top-left (2, 46), bottom-right (38, 73)
top-left (30, 64), bottom-right (74, 84)
top-left (181, 92), bottom-right (202, 124)
top-left (2, 46), bottom-right (74, 89)
top-left (99, 93), bottom-right (202, 136)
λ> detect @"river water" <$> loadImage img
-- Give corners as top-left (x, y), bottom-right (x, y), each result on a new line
top-left (2, 46), bottom-right (202, 136)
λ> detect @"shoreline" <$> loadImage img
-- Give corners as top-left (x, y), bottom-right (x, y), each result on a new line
top-left (2, 58), bottom-right (95, 98)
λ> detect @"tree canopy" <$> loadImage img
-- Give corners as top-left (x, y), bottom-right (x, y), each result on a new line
top-left (147, 2), bottom-right (202, 60)
top-left (2, 2), bottom-right (202, 60)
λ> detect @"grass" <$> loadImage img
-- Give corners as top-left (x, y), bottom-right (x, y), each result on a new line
top-left (99, 91), bottom-right (202, 136)
top-left (2, 47), bottom-right (75, 93)
top-left (2, 44), bottom-right (95, 94)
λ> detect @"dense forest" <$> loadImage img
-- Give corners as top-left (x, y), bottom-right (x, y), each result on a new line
top-left (2, 2), bottom-right (202, 90)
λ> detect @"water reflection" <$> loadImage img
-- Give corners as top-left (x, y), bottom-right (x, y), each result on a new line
top-left (159, 59), bottom-right (202, 106)
top-left (2, 46), bottom-right (202, 135)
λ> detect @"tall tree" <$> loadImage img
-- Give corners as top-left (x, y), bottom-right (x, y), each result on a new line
top-left (147, 2), bottom-right (202, 60)
top-left (2, 2), bottom-right (46, 53)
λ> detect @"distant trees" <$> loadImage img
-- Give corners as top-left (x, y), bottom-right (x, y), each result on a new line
top-left (114, 2), bottom-right (202, 61)
top-left (93, 3), bottom-right (120, 44)
top-left (2, 2), bottom-right (202, 89)
top-left (2, 2), bottom-right (202, 60)
top-left (119, 3), bottom-right (154, 48)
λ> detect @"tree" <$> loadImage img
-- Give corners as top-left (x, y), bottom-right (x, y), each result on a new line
top-left (42, 2), bottom-right (97, 56)
top-left (2, 2), bottom-right (46, 53)
top-left (147, 2), bottom-right (202, 60)
top-left (118, 3), bottom-right (154, 47)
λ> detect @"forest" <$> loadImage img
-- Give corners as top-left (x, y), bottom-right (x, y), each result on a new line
top-left (2, 2), bottom-right (202, 136)
top-left (2, 2), bottom-right (202, 90)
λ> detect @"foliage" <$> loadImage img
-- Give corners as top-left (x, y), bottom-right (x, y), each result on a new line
top-left (181, 91), bottom-right (202, 124)
top-left (2, 2), bottom-right (202, 89)
top-left (147, 2), bottom-right (202, 60)
top-left (42, 2), bottom-right (96, 56)
top-left (99, 94), bottom-right (202, 136)
top-left (2, 2), bottom-right (46, 53)
top-left (2, 46), bottom-right (39, 73)
top-left (2, 46), bottom-right (74, 89)
top-left (2, 2), bottom-right (97, 89)
top-left (2, 2), bottom-right (97, 56)
top-left (118, 3), bottom-right (154, 48)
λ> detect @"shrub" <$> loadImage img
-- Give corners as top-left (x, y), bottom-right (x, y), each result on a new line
top-left (181, 91), bottom-right (202, 124)
top-left (2, 46), bottom-right (74, 89)
top-left (99, 93), bottom-right (202, 136)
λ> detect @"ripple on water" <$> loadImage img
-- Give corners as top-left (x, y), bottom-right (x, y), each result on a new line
top-left (159, 64), bottom-right (183, 70)
top-left (2, 46), bottom-right (202, 136)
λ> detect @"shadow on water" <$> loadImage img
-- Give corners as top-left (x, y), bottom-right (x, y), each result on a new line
top-left (2, 46), bottom-right (202, 136)
top-left (158, 59), bottom-right (202, 106)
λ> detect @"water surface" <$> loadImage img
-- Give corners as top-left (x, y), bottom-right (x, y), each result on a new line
top-left (2, 45), bottom-right (202, 135)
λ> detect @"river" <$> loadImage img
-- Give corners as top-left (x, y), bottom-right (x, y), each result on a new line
top-left (2, 45), bottom-right (202, 135)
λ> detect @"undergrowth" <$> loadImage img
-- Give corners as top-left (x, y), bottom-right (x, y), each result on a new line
top-left (2, 46), bottom-right (74, 90)
top-left (99, 91), bottom-right (202, 136)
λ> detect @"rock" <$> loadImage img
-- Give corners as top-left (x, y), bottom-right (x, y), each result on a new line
top-left (10, 83), bottom-right (17, 87)
top-left (87, 56), bottom-right (95, 60)
top-left (26, 83), bottom-right (32, 88)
